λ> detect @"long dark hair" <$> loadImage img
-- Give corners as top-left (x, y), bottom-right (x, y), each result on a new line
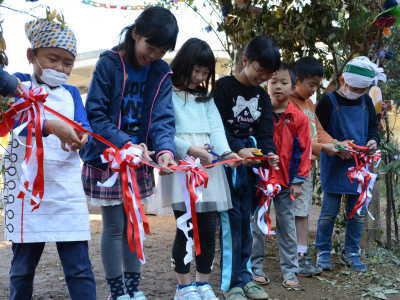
top-left (118, 6), bottom-right (178, 67)
top-left (170, 38), bottom-right (216, 102)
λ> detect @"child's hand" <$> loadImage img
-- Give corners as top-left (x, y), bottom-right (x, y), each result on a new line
top-left (15, 78), bottom-right (24, 97)
top-left (238, 148), bottom-right (261, 165)
top-left (138, 143), bottom-right (155, 162)
top-left (69, 133), bottom-right (88, 151)
top-left (45, 120), bottom-right (81, 151)
top-left (238, 147), bottom-right (258, 158)
top-left (157, 152), bottom-right (177, 175)
top-left (366, 139), bottom-right (378, 153)
top-left (267, 152), bottom-right (279, 170)
top-left (321, 143), bottom-right (339, 156)
top-left (223, 152), bottom-right (242, 168)
top-left (68, 123), bottom-right (90, 151)
top-left (188, 146), bottom-right (213, 165)
top-left (290, 183), bottom-right (302, 199)
top-left (333, 141), bottom-right (353, 160)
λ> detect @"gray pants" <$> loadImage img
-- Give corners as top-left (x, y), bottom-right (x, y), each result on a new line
top-left (250, 188), bottom-right (298, 280)
top-left (101, 204), bottom-right (141, 279)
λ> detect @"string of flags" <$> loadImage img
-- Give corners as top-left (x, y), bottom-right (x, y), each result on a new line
top-left (80, 0), bottom-right (213, 33)
top-left (80, 0), bottom-right (146, 10)
top-left (80, 0), bottom-right (185, 10)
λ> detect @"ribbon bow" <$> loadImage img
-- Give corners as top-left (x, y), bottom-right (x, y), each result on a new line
top-left (0, 88), bottom-right (47, 212)
top-left (175, 156), bottom-right (208, 265)
top-left (253, 167), bottom-right (281, 235)
top-left (98, 143), bottom-right (150, 263)
top-left (346, 144), bottom-right (381, 219)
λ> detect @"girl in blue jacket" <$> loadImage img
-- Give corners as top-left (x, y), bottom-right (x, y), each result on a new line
top-left (81, 6), bottom-right (179, 300)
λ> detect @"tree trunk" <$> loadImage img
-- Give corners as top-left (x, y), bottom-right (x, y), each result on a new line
top-left (385, 171), bottom-right (393, 249)
top-left (391, 175), bottom-right (399, 242)
top-left (233, 46), bottom-right (244, 75)
top-left (365, 177), bottom-right (382, 254)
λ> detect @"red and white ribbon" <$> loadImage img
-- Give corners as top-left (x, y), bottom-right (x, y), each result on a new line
top-left (98, 142), bottom-right (150, 263)
top-left (0, 87), bottom-right (47, 211)
top-left (176, 156), bottom-right (208, 265)
top-left (253, 167), bottom-right (281, 235)
top-left (347, 149), bottom-right (381, 219)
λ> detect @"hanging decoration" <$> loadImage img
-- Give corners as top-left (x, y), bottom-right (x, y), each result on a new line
top-left (81, 0), bottom-right (146, 10)
top-left (81, 0), bottom-right (185, 10)
top-left (374, 0), bottom-right (400, 36)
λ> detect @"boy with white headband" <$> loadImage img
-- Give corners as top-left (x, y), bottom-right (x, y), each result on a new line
top-left (4, 17), bottom-right (96, 299)
top-left (314, 56), bottom-right (383, 272)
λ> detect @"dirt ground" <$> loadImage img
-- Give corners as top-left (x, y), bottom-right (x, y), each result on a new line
top-left (1, 205), bottom-right (400, 300)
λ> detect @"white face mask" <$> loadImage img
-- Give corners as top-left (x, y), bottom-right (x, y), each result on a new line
top-left (39, 68), bottom-right (69, 87)
top-left (35, 60), bottom-right (69, 87)
top-left (341, 84), bottom-right (365, 100)
top-left (342, 89), bottom-right (364, 100)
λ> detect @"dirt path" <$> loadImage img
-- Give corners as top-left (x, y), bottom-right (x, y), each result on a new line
top-left (1, 208), bottom-right (399, 300)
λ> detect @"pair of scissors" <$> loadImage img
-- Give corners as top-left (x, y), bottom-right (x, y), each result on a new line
top-left (204, 144), bottom-right (224, 164)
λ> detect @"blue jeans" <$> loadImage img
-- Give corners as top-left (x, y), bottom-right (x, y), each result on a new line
top-left (315, 192), bottom-right (365, 254)
top-left (9, 241), bottom-right (96, 300)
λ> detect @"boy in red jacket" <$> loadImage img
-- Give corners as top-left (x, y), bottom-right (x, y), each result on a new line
top-left (250, 63), bottom-right (311, 290)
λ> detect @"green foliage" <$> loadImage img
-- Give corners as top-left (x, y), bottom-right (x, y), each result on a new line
top-left (381, 27), bottom-right (400, 105)
top-left (159, 0), bottom-right (383, 79)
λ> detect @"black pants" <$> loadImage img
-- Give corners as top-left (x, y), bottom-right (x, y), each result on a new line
top-left (172, 210), bottom-right (217, 274)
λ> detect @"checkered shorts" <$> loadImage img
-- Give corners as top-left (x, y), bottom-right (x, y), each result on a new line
top-left (82, 162), bottom-right (154, 202)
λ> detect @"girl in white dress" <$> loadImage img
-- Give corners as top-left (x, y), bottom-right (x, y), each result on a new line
top-left (160, 38), bottom-right (241, 300)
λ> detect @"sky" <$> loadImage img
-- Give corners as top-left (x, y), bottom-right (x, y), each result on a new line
top-left (1, 0), bottom-right (227, 73)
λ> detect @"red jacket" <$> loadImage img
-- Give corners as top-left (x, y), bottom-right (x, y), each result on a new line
top-left (270, 101), bottom-right (312, 187)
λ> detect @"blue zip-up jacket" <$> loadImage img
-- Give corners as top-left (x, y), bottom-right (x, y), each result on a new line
top-left (0, 67), bottom-right (18, 97)
top-left (13, 73), bottom-right (91, 132)
top-left (80, 49), bottom-right (176, 164)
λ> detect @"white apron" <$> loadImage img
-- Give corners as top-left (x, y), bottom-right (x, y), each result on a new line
top-left (3, 79), bottom-right (90, 243)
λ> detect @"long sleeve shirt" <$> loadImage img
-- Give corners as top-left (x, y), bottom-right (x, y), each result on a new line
top-left (213, 76), bottom-right (275, 154)
top-left (271, 102), bottom-right (311, 187)
top-left (0, 67), bottom-right (18, 97)
top-left (172, 90), bottom-right (231, 158)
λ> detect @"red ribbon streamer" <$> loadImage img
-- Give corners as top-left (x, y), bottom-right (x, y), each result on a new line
top-left (0, 90), bottom-right (47, 211)
top-left (254, 167), bottom-right (281, 234)
top-left (100, 144), bottom-right (150, 261)
top-left (346, 144), bottom-right (381, 219)
top-left (179, 159), bottom-right (208, 256)
top-left (0, 90), bottom-right (275, 258)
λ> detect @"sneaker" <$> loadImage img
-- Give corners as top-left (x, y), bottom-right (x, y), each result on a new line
top-left (130, 291), bottom-right (147, 300)
top-left (174, 285), bottom-right (202, 300)
top-left (316, 251), bottom-right (333, 271)
top-left (107, 294), bottom-right (131, 300)
top-left (297, 253), bottom-right (323, 277)
top-left (341, 252), bottom-right (367, 272)
top-left (197, 283), bottom-right (218, 299)
top-left (223, 287), bottom-right (246, 300)
top-left (242, 281), bottom-right (269, 300)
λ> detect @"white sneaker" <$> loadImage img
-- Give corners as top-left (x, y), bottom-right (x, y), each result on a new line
top-left (130, 291), bottom-right (147, 300)
top-left (112, 295), bottom-right (130, 300)
top-left (174, 285), bottom-right (202, 300)
top-left (197, 284), bottom-right (219, 300)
